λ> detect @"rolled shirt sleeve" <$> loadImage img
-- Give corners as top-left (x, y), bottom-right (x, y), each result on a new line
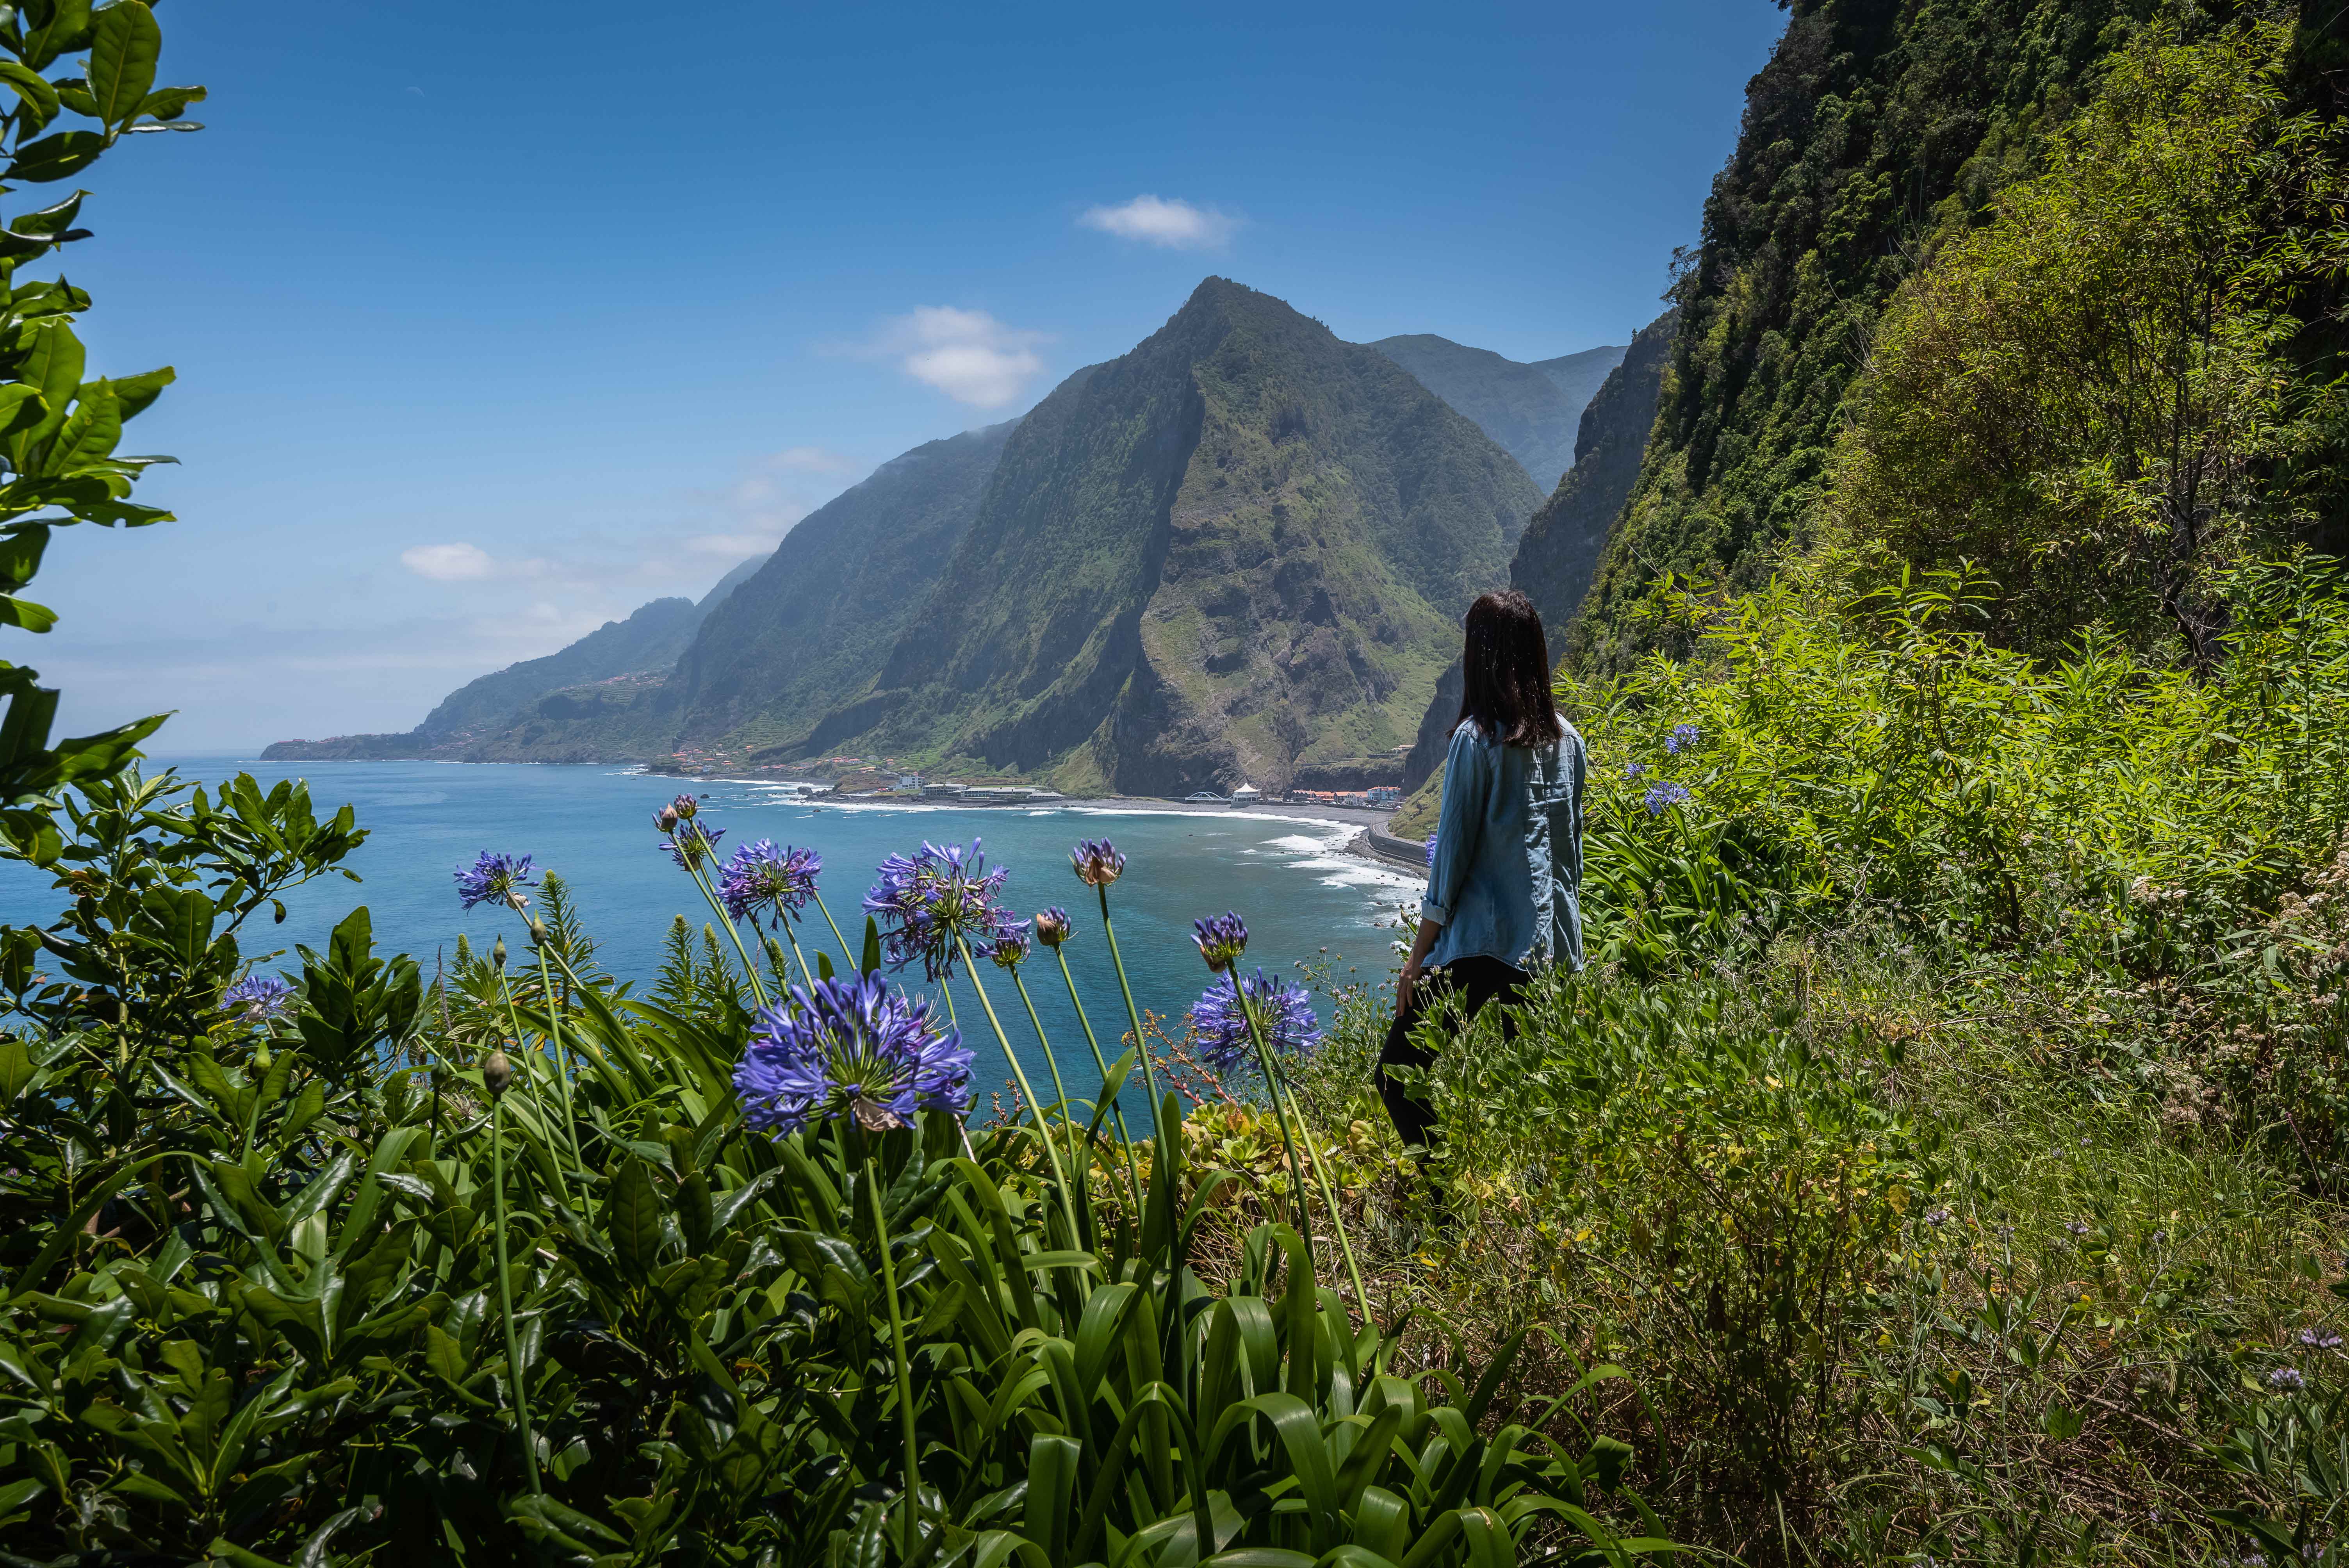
top-left (1421, 722), bottom-right (1487, 926)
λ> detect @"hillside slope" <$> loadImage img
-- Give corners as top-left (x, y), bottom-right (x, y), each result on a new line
top-left (795, 278), bottom-right (1544, 793)
top-left (1569, 0), bottom-right (2169, 672)
top-left (1370, 334), bottom-right (1623, 490)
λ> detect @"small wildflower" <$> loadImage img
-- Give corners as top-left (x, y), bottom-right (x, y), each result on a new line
top-left (1034, 907), bottom-right (1072, 947)
top-left (1070, 837), bottom-right (1126, 887)
top-left (1643, 780), bottom-right (1693, 815)
top-left (2152, 1229), bottom-right (2169, 1244)
top-left (1189, 968), bottom-right (1320, 1075)
top-left (456, 850), bottom-right (537, 912)
top-left (1665, 722), bottom-right (1698, 755)
top-left (1923, 1206), bottom-right (1952, 1228)
top-left (2268, 1367), bottom-right (2306, 1392)
top-left (223, 974), bottom-right (293, 1022)
top-left (1192, 911), bottom-right (1248, 972)
top-left (2066, 1220), bottom-right (2091, 1237)
top-left (1623, 762), bottom-right (1645, 779)
top-left (2300, 1327), bottom-right (2343, 1350)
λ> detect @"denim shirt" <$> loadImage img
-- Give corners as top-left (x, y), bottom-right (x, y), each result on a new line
top-left (1421, 717), bottom-right (1586, 973)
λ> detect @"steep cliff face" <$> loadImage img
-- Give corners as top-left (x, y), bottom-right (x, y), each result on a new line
top-left (1569, 0), bottom-right (2167, 672)
top-left (666, 419), bottom-right (1021, 755)
top-left (1399, 311), bottom-right (1678, 791)
top-left (1369, 335), bottom-right (1623, 490)
top-left (802, 278), bottom-right (1543, 793)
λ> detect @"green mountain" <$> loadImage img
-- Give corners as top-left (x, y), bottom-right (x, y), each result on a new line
top-left (1400, 310), bottom-right (1677, 790)
top-left (790, 279), bottom-right (1543, 793)
top-left (1370, 334), bottom-right (1623, 490)
top-left (260, 556), bottom-right (766, 763)
top-left (1567, 0), bottom-right (2174, 672)
top-left (665, 419), bottom-right (1022, 757)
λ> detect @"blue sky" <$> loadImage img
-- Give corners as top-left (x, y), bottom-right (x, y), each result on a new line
top-left (37, 0), bottom-right (1786, 750)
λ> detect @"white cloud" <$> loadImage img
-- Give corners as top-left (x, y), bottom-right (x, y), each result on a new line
top-left (876, 306), bottom-right (1047, 408)
top-left (400, 542), bottom-right (498, 581)
top-left (1078, 194), bottom-right (1239, 250)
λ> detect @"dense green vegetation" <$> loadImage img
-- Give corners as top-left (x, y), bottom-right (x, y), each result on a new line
top-left (1304, 15), bottom-right (2349, 1566)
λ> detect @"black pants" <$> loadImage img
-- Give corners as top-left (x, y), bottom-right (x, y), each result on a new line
top-left (1376, 955), bottom-right (1527, 1153)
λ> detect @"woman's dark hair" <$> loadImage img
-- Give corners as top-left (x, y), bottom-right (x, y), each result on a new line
top-left (1456, 589), bottom-right (1563, 747)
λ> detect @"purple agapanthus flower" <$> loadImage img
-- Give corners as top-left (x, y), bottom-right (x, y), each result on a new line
top-left (990, 928), bottom-right (1031, 969)
top-left (734, 972), bottom-right (973, 1136)
top-left (1189, 968), bottom-right (1321, 1075)
top-left (1070, 838), bottom-right (1126, 887)
top-left (2300, 1328), bottom-right (2344, 1351)
top-left (1423, 832), bottom-right (1438, 870)
top-left (1624, 762), bottom-right (1646, 779)
top-left (718, 839), bottom-right (821, 928)
top-left (224, 973), bottom-right (294, 1022)
top-left (864, 838), bottom-right (1017, 980)
top-left (654, 793), bottom-right (704, 833)
top-left (1192, 911), bottom-right (1248, 973)
top-left (662, 820), bottom-right (725, 873)
top-left (456, 851), bottom-right (537, 912)
top-left (1642, 780), bottom-right (1693, 815)
top-left (2269, 1366), bottom-right (2308, 1392)
top-left (1665, 723), bottom-right (1699, 755)
top-left (1034, 907), bottom-right (1072, 948)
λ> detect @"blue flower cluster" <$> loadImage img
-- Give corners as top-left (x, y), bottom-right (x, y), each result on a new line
top-left (224, 973), bottom-right (293, 1021)
top-left (1643, 780), bottom-right (1693, 815)
top-left (1665, 722), bottom-right (1700, 755)
top-left (661, 820), bottom-right (725, 873)
top-left (1422, 831), bottom-right (1438, 871)
top-left (456, 850), bottom-right (536, 912)
top-left (864, 837), bottom-right (1019, 980)
top-left (718, 839), bottom-right (821, 928)
top-left (734, 972), bottom-right (973, 1135)
top-left (1189, 968), bottom-right (1320, 1075)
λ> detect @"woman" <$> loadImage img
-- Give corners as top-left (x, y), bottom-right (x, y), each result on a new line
top-left (1378, 589), bottom-right (1584, 1153)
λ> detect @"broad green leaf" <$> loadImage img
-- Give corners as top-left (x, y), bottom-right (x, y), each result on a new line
top-left (22, 0), bottom-right (93, 71)
top-left (88, 2), bottom-right (160, 128)
top-left (4, 129), bottom-right (103, 184)
top-left (0, 63), bottom-right (59, 128)
top-left (109, 364), bottom-right (171, 421)
top-left (134, 84), bottom-right (204, 122)
top-left (0, 594), bottom-right (55, 632)
top-left (12, 321), bottom-right (83, 457)
top-left (48, 381), bottom-right (122, 473)
top-left (608, 1156), bottom-right (663, 1279)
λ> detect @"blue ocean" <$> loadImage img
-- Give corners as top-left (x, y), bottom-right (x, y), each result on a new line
top-left (0, 755), bottom-right (1421, 1120)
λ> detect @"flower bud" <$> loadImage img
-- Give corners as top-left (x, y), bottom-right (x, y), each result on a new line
top-left (1192, 911), bottom-right (1248, 973)
top-left (491, 935), bottom-right (508, 971)
top-left (670, 792), bottom-right (701, 822)
top-left (1034, 907), bottom-right (1072, 948)
top-left (1069, 838), bottom-right (1126, 887)
top-left (483, 1049), bottom-right (514, 1098)
top-left (253, 1038), bottom-right (273, 1072)
top-left (528, 916), bottom-right (551, 944)
top-left (654, 804), bottom-right (681, 833)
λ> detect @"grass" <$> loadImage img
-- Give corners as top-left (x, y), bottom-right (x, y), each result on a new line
top-left (1178, 924), bottom-right (2349, 1566)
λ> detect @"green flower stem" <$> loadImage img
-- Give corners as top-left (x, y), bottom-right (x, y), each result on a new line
top-left (1051, 944), bottom-right (1146, 1217)
top-left (489, 1090), bottom-right (542, 1495)
top-left (530, 931), bottom-right (589, 1185)
top-left (1007, 966), bottom-right (1094, 1228)
top-left (777, 923), bottom-right (821, 990)
top-left (683, 857), bottom-right (769, 1009)
top-left (865, 1151), bottom-right (923, 1550)
top-left (811, 889), bottom-right (857, 973)
top-left (1269, 1055), bottom-right (1370, 1324)
top-left (1095, 885), bottom-right (1169, 1128)
top-left (492, 980), bottom-right (576, 1209)
top-left (1229, 975), bottom-right (1311, 1252)
top-left (954, 937), bottom-right (1083, 1244)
